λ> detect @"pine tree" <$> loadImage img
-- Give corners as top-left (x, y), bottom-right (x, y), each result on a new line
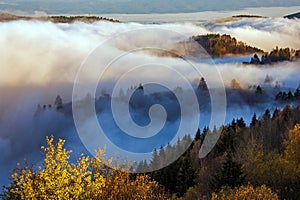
top-left (272, 109), bottom-right (280, 120)
top-left (210, 153), bottom-right (246, 192)
top-left (198, 77), bottom-right (208, 91)
top-left (158, 146), bottom-right (166, 169)
top-left (54, 95), bottom-right (63, 110)
top-left (250, 113), bottom-right (257, 127)
top-left (150, 148), bottom-right (159, 171)
top-left (280, 104), bottom-right (292, 123)
top-left (195, 128), bottom-right (201, 141)
top-left (262, 109), bottom-right (271, 121)
top-left (175, 156), bottom-right (196, 196)
top-left (237, 118), bottom-right (246, 128)
top-left (264, 74), bottom-right (272, 86)
top-left (255, 85), bottom-right (262, 95)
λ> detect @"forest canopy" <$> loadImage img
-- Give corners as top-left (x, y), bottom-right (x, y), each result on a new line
top-left (2, 105), bottom-right (300, 199)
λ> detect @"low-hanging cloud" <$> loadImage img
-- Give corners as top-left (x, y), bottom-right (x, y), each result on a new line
top-left (207, 17), bottom-right (300, 51)
top-left (0, 16), bottom-right (300, 185)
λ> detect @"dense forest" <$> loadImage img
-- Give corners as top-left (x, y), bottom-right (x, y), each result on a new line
top-left (191, 34), bottom-right (300, 62)
top-left (142, 104), bottom-right (300, 199)
top-left (191, 34), bottom-right (264, 57)
top-left (246, 47), bottom-right (300, 65)
top-left (2, 104), bottom-right (299, 199)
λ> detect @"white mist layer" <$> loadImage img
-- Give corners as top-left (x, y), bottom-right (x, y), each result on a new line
top-left (1, 18), bottom-right (300, 86)
top-left (0, 17), bottom-right (300, 185)
top-left (207, 17), bottom-right (300, 51)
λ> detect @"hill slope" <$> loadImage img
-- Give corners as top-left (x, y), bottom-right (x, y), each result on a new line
top-left (284, 12), bottom-right (300, 19)
top-left (192, 34), bottom-right (264, 57)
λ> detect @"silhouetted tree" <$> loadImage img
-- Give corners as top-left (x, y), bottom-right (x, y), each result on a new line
top-left (255, 85), bottom-right (262, 95)
top-left (54, 95), bottom-right (63, 110)
top-left (198, 77), bottom-right (208, 91)
top-left (272, 109), bottom-right (280, 120)
top-left (237, 118), bottom-right (246, 128)
top-left (250, 113), bottom-right (257, 127)
top-left (195, 128), bottom-right (201, 141)
top-left (264, 75), bottom-right (272, 86)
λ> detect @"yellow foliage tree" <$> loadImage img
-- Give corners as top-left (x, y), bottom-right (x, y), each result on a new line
top-left (211, 184), bottom-right (279, 200)
top-left (9, 136), bottom-right (105, 199)
top-left (90, 148), bottom-right (168, 199)
top-left (241, 124), bottom-right (300, 199)
top-left (284, 124), bottom-right (300, 166)
top-left (7, 136), bottom-right (168, 200)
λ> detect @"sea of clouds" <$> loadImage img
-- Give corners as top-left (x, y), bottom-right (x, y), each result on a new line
top-left (0, 16), bottom-right (300, 185)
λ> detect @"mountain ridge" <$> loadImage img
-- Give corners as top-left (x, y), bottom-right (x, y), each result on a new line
top-left (0, 12), bottom-right (120, 23)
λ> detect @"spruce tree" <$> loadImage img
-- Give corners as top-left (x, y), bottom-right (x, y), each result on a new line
top-left (210, 153), bottom-right (246, 192)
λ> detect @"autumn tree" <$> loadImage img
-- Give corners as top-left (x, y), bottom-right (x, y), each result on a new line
top-left (8, 136), bottom-right (103, 199)
top-left (284, 124), bottom-right (300, 164)
top-left (242, 125), bottom-right (300, 199)
top-left (230, 79), bottom-right (242, 89)
top-left (211, 184), bottom-right (279, 200)
top-left (5, 136), bottom-right (169, 200)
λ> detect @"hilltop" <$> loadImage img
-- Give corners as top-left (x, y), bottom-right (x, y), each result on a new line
top-left (212, 15), bottom-right (266, 24)
top-left (0, 12), bottom-right (120, 23)
top-left (148, 34), bottom-right (264, 58)
top-left (191, 34), bottom-right (264, 57)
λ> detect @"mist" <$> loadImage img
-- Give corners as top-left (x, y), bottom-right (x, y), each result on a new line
top-left (0, 16), bottom-right (300, 185)
top-left (206, 17), bottom-right (300, 51)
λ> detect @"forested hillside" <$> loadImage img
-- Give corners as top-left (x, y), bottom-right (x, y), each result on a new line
top-left (192, 34), bottom-right (264, 57)
top-left (139, 104), bottom-right (300, 199)
top-left (2, 104), bottom-right (300, 199)
top-left (246, 47), bottom-right (300, 65)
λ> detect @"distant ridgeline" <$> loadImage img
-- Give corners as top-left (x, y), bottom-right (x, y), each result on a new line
top-left (0, 12), bottom-right (120, 23)
top-left (47, 15), bottom-right (120, 23)
top-left (284, 12), bottom-right (300, 19)
top-left (244, 47), bottom-right (300, 65)
top-left (192, 34), bottom-right (264, 57)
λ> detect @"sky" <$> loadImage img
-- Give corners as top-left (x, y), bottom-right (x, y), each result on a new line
top-left (0, 0), bottom-right (300, 15)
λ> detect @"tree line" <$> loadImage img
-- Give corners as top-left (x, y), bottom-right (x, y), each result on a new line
top-left (192, 34), bottom-right (263, 57)
top-left (2, 104), bottom-right (300, 199)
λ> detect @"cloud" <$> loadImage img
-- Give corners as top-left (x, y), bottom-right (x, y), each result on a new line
top-left (215, 61), bottom-right (300, 88)
top-left (0, 17), bottom-right (300, 185)
top-left (207, 17), bottom-right (300, 51)
top-left (1, 17), bottom-right (299, 86)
